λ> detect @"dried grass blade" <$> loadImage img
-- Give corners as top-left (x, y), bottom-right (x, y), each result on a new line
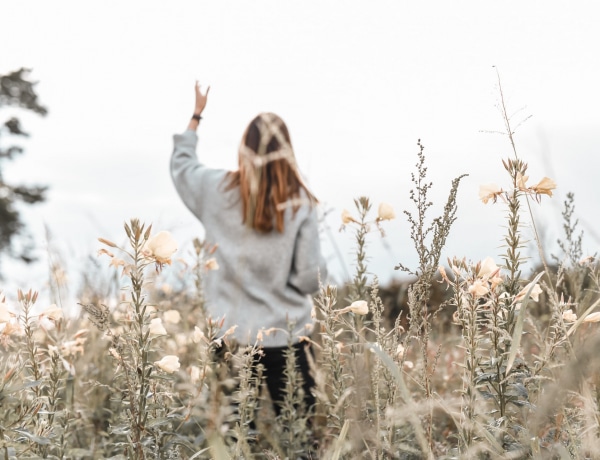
top-left (506, 271), bottom-right (544, 373)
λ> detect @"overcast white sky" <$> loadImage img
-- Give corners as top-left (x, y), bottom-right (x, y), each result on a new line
top-left (2, 1), bottom-right (600, 302)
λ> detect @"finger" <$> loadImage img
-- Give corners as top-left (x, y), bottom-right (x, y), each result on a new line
top-left (205, 85), bottom-right (211, 96)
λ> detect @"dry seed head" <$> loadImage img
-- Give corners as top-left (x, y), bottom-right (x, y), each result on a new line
top-left (98, 237), bottom-right (118, 248)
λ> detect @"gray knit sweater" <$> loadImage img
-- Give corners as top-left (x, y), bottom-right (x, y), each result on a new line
top-left (171, 130), bottom-right (327, 347)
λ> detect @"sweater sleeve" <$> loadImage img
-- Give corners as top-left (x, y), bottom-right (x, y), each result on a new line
top-left (288, 209), bottom-right (328, 295)
top-left (170, 130), bottom-right (211, 220)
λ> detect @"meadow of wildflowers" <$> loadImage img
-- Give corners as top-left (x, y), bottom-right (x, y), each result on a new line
top-left (2, 84), bottom-right (600, 459)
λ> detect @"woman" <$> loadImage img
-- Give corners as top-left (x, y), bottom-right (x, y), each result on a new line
top-left (170, 82), bottom-right (327, 415)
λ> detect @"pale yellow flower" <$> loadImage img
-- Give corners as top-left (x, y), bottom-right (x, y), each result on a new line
top-left (97, 248), bottom-right (115, 258)
top-left (583, 312), bottom-right (600, 323)
top-left (109, 257), bottom-right (126, 268)
top-left (348, 300), bottom-right (369, 315)
top-left (1, 321), bottom-right (24, 336)
top-left (41, 304), bottom-right (63, 322)
top-left (149, 318), bottom-right (167, 336)
top-left (192, 326), bottom-right (205, 343)
top-left (490, 275), bottom-right (504, 291)
top-left (438, 266), bottom-right (451, 284)
top-left (155, 355), bottom-right (180, 373)
top-left (468, 279), bottom-right (489, 297)
top-left (515, 282), bottom-right (543, 303)
top-left (562, 309), bottom-right (577, 322)
top-left (579, 256), bottom-right (595, 266)
top-left (516, 172), bottom-right (529, 190)
top-left (396, 344), bottom-right (405, 358)
top-left (205, 258), bottom-right (219, 271)
top-left (0, 302), bottom-right (12, 324)
top-left (161, 284), bottom-right (173, 295)
top-left (479, 183), bottom-right (503, 204)
top-left (377, 202), bottom-right (396, 221)
top-left (163, 310), bottom-right (181, 324)
top-left (61, 338), bottom-right (87, 357)
top-left (143, 231), bottom-right (178, 264)
top-left (341, 209), bottom-right (357, 225)
top-left (531, 177), bottom-right (556, 197)
top-left (222, 325), bottom-right (238, 338)
top-left (478, 257), bottom-right (499, 279)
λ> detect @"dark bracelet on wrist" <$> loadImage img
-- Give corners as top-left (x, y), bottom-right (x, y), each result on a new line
top-left (191, 113), bottom-right (202, 122)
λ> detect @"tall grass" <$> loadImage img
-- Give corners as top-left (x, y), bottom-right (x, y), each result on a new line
top-left (2, 84), bottom-right (600, 458)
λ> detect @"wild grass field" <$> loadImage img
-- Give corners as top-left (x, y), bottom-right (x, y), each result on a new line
top-left (2, 85), bottom-right (600, 460)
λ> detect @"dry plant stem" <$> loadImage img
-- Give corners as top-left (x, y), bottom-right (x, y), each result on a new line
top-left (279, 326), bottom-right (311, 458)
top-left (488, 291), bottom-right (509, 420)
top-left (369, 277), bottom-right (388, 458)
top-left (232, 346), bottom-right (260, 458)
top-left (350, 197), bottom-right (371, 302)
top-left (496, 69), bottom-right (555, 296)
top-left (501, 159), bottom-right (525, 299)
top-left (128, 220), bottom-right (153, 458)
top-left (397, 140), bottom-right (466, 452)
top-left (316, 285), bottom-right (349, 437)
top-left (451, 264), bottom-right (479, 453)
top-left (192, 238), bottom-right (209, 320)
top-left (18, 289), bottom-right (45, 451)
top-left (349, 196), bottom-right (371, 344)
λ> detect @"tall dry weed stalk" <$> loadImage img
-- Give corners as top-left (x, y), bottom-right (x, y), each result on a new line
top-left (396, 139), bottom-right (466, 451)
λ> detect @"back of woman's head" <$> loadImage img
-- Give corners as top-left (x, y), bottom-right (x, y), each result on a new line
top-left (227, 113), bottom-right (316, 233)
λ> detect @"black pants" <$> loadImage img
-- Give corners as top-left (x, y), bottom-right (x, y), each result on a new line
top-left (256, 342), bottom-right (316, 417)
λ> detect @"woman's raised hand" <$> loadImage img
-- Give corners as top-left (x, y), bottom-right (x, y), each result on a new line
top-left (194, 81), bottom-right (210, 115)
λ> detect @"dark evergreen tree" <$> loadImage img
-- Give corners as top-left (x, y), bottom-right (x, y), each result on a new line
top-left (0, 68), bottom-right (48, 270)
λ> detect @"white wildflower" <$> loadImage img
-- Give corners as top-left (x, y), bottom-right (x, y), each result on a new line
top-left (155, 355), bottom-right (180, 373)
top-left (149, 318), bottom-right (167, 336)
top-left (163, 310), bottom-right (181, 324)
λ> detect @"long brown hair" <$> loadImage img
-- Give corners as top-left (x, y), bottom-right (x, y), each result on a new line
top-left (226, 113), bottom-right (317, 233)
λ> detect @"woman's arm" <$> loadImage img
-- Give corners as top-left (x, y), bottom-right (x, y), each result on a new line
top-left (187, 81), bottom-right (210, 131)
top-left (170, 82), bottom-right (212, 220)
